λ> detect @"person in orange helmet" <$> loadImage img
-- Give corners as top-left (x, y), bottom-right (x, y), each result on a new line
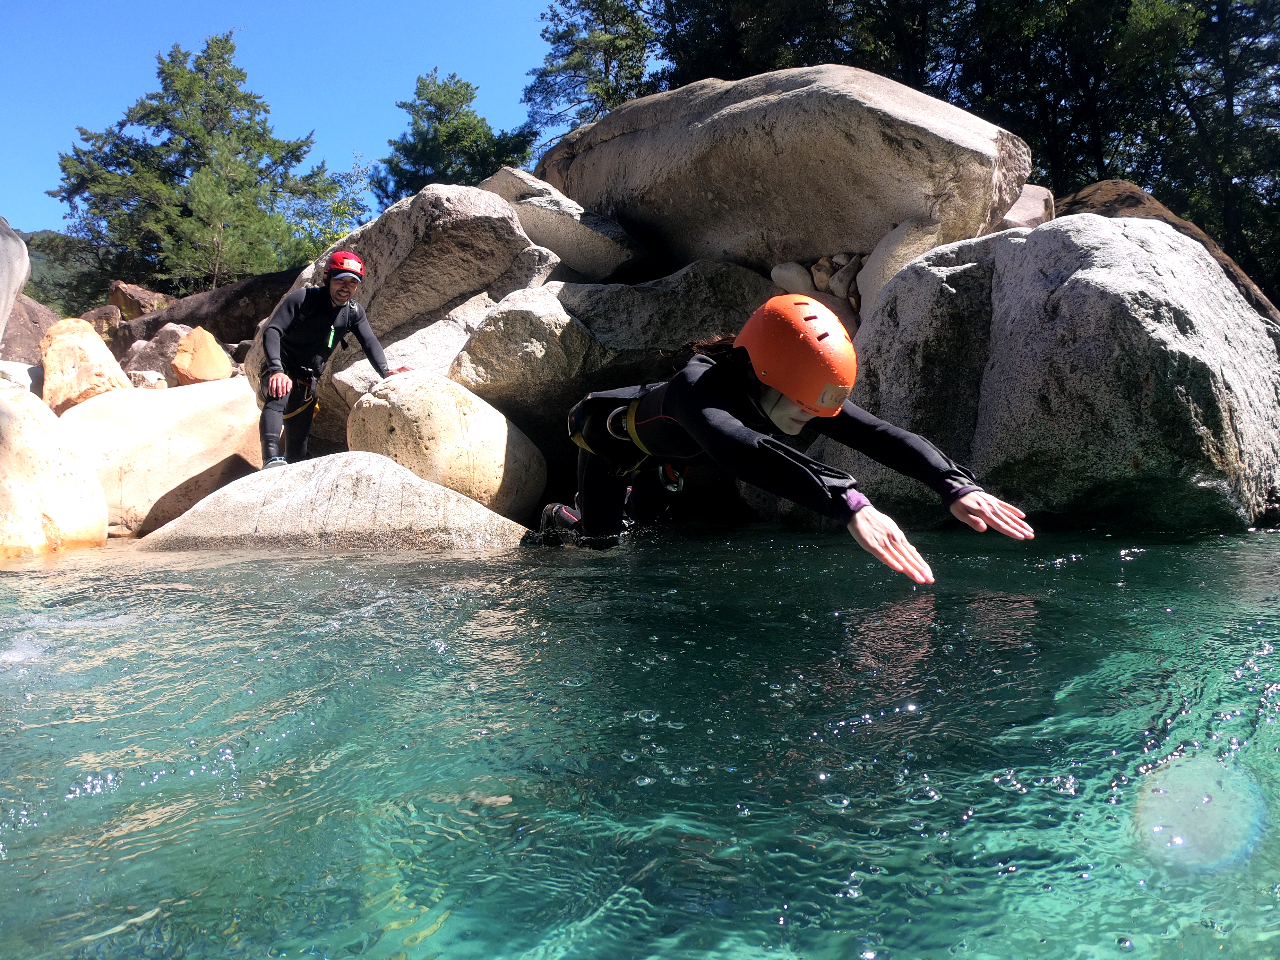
top-left (540, 295), bottom-right (1032, 582)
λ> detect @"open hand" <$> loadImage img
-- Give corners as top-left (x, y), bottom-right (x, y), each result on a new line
top-left (848, 505), bottom-right (935, 584)
top-left (950, 491), bottom-right (1034, 539)
top-left (267, 372), bottom-right (293, 398)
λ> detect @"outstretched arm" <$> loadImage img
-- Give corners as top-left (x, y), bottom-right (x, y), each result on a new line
top-left (811, 402), bottom-right (979, 502)
top-left (350, 309), bottom-right (393, 379)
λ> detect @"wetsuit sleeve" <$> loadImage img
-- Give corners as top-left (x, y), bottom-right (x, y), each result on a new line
top-left (667, 374), bottom-right (862, 524)
top-left (262, 289), bottom-right (306, 375)
top-left (811, 402), bottom-right (981, 504)
top-left (351, 307), bottom-right (390, 379)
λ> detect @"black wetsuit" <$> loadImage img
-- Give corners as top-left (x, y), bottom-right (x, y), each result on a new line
top-left (259, 286), bottom-right (391, 462)
top-left (564, 349), bottom-right (980, 537)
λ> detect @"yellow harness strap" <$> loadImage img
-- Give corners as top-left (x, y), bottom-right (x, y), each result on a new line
top-left (281, 385), bottom-right (318, 420)
top-left (625, 398), bottom-right (654, 457)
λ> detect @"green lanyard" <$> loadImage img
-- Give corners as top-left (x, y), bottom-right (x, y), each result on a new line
top-left (327, 328), bottom-right (336, 349)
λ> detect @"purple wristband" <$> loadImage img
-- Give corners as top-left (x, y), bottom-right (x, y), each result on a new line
top-left (943, 485), bottom-right (983, 507)
top-left (842, 487), bottom-right (871, 515)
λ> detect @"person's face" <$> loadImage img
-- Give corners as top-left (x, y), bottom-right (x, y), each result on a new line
top-left (760, 386), bottom-right (816, 435)
top-left (329, 274), bottom-right (361, 304)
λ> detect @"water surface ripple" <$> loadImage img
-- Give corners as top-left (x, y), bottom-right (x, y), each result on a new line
top-left (2, 529), bottom-right (1279, 959)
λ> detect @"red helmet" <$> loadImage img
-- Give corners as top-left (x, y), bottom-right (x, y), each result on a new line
top-left (325, 250), bottom-right (365, 280)
top-left (734, 295), bottom-right (857, 416)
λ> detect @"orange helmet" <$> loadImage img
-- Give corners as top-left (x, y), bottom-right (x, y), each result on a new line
top-left (734, 295), bottom-right (857, 416)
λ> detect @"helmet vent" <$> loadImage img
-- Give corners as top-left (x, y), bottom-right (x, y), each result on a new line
top-left (816, 331), bottom-right (830, 341)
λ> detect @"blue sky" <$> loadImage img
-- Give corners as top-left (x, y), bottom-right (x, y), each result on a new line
top-left (2, 0), bottom-right (554, 233)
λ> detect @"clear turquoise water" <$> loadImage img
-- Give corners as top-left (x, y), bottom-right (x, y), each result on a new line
top-left (2, 529), bottom-right (1279, 960)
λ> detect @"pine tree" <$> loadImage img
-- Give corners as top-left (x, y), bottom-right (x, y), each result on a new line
top-left (49, 32), bottom-right (337, 310)
top-left (371, 70), bottom-right (537, 209)
top-left (522, 0), bottom-right (657, 142)
top-left (162, 137), bottom-right (298, 291)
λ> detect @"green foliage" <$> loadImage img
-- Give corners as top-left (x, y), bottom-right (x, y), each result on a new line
top-left (280, 158), bottom-right (373, 260)
top-left (48, 32), bottom-right (341, 306)
top-left (1123, 0), bottom-right (1280, 296)
top-left (21, 231), bottom-right (98, 318)
top-left (162, 136), bottom-right (299, 292)
top-left (371, 70), bottom-right (537, 209)
top-left (523, 0), bottom-right (658, 140)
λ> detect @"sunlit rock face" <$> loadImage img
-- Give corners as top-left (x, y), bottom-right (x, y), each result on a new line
top-left (1134, 754), bottom-right (1263, 869)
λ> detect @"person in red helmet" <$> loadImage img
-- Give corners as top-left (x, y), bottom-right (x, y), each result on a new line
top-left (540, 295), bottom-right (1033, 583)
top-left (259, 251), bottom-right (410, 467)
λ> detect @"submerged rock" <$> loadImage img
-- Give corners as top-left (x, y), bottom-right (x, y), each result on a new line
top-left (347, 371), bottom-right (546, 522)
top-left (813, 215), bottom-right (1280, 528)
top-left (0, 381), bottom-right (107, 558)
top-left (60, 377), bottom-right (262, 535)
top-left (139, 452), bottom-right (533, 553)
top-left (537, 64), bottom-right (1029, 272)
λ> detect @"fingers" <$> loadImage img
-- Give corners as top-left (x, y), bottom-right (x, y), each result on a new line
top-left (952, 493), bottom-right (1035, 540)
top-left (849, 508), bottom-right (935, 584)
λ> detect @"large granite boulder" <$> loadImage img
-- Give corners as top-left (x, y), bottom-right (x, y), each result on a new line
top-left (124, 322), bottom-right (192, 387)
top-left (0, 217), bottom-right (31, 345)
top-left (450, 260), bottom-right (781, 461)
top-left (347, 372), bottom-right (547, 522)
top-left (478, 166), bottom-right (647, 281)
top-left (0, 381), bottom-right (107, 558)
top-left (810, 215), bottom-right (1280, 529)
top-left (1, 294), bottom-right (60, 365)
top-left (108, 280), bottom-right (169, 322)
top-left (138, 451), bottom-right (533, 553)
top-left (171, 326), bottom-right (232, 385)
top-left (1056, 180), bottom-right (1280, 329)
top-left (244, 185), bottom-right (557, 419)
top-left (314, 291), bottom-right (497, 445)
top-left (40, 318), bottom-right (132, 415)
top-left (114, 268), bottom-right (298, 353)
top-left (59, 377), bottom-right (262, 536)
top-left (536, 65), bottom-right (1030, 273)
top-left (286, 185), bottom-right (543, 340)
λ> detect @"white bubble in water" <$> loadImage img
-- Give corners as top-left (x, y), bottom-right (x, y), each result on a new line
top-left (634, 776), bottom-right (655, 786)
top-left (823, 795), bottom-right (851, 809)
top-left (1135, 753), bottom-right (1263, 868)
top-left (638, 710), bottom-right (659, 723)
